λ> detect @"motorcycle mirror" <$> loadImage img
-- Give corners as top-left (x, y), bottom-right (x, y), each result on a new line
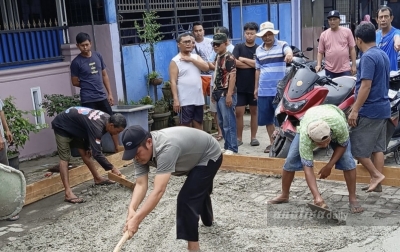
top-left (306, 47), bottom-right (313, 51)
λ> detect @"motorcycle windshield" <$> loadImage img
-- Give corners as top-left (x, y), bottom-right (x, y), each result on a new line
top-left (287, 68), bottom-right (320, 99)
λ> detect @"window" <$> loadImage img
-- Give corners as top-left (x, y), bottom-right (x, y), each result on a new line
top-left (117, 0), bottom-right (222, 45)
top-left (65, 0), bottom-right (106, 26)
top-left (31, 87), bottom-right (45, 126)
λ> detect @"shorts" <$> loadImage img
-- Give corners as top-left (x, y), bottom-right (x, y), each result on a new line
top-left (201, 76), bottom-right (212, 96)
top-left (55, 133), bottom-right (88, 161)
top-left (350, 117), bottom-right (387, 158)
top-left (257, 96), bottom-right (276, 126)
top-left (237, 92), bottom-right (257, 107)
top-left (180, 105), bottom-right (204, 124)
top-left (81, 99), bottom-right (113, 115)
top-left (324, 69), bottom-right (351, 79)
top-left (283, 134), bottom-right (356, 171)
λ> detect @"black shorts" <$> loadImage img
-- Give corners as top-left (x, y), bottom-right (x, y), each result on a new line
top-left (180, 105), bottom-right (203, 124)
top-left (81, 99), bottom-right (112, 115)
top-left (237, 92), bottom-right (257, 107)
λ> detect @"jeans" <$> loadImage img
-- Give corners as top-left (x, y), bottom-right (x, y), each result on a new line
top-left (216, 94), bottom-right (238, 152)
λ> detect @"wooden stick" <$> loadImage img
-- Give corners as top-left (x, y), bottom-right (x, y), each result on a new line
top-left (108, 172), bottom-right (136, 190)
top-left (113, 231), bottom-right (130, 252)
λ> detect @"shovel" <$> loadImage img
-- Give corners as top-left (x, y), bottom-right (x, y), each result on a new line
top-left (113, 231), bottom-right (130, 252)
top-left (307, 203), bottom-right (340, 222)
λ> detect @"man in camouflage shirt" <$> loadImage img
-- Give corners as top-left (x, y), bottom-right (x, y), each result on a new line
top-left (269, 105), bottom-right (363, 213)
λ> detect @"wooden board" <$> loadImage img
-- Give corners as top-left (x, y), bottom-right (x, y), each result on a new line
top-left (108, 172), bottom-right (136, 190)
top-left (24, 152), bottom-right (132, 206)
top-left (220, 155), bottom-right (400, 187)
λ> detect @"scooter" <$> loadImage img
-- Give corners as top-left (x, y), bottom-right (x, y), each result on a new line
top-left (269, 61), bottom-right (356, 158)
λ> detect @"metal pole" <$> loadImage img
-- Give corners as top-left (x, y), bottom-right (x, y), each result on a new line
top-left (240, 0), bottom-right (243, 41)
top-left (114, 0), bottom-right (127, 102)
top-left (88, 0), bottom-right (97, 50)
top-left (277, 0), bottom-right (280, 40)
top-left (267, 0), bottom-right (271, 21)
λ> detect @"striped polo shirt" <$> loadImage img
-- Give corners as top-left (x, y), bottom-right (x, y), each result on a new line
top-left (255, 39), bottom-right (290, 97)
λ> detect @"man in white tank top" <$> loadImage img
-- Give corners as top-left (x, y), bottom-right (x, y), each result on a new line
top-left (169, 33), bottom-right (209, 129)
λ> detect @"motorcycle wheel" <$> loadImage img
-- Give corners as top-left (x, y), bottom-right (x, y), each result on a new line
top-left (269, 129), bottom-right (292, 158)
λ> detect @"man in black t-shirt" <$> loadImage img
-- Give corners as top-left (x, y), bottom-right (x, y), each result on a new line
top-left (51, 107), bottom-right (126, 203)
top-left (233, 22), bottom-right (260, 147)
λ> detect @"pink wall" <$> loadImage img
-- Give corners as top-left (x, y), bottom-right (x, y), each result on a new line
top-left (0, 62), bottom-right (72, 159)
top-left (68, 24), bottom-right (118, 103)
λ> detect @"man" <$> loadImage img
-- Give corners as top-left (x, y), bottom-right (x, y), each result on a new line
top-left (269, 105), bottom-right (363, 213)
top-left (211, 33), bottom-right (238, 155)
top-left (121, 125), bottom-right (222, 252)
top-left (70, 32), bottom-right (122, 153)
top-left (0, 98), bottom-right (19, 221)
top-left (233, 22), bottom-right (260, 147)
top-left (376, 6), bottom-right (400, 71)
top-left (51, 107), bottom-right (126, 203)
top-left (170, 33), bottom-right (209, 129)
top-left (254, 21), bottom-right (293, 153)
top-left (208, 27), bottom-right (234, 142)
top-left (348, 22), bottom-right (390, 192)
top-left (316, 10), bottom-right (357, 78)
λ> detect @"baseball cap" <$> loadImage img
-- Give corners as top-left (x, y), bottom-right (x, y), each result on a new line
top-left (121, 125), bottom-right (149, 160)
top-left (327, 10), bottom-right (340, 19)
top-left (307, 120), bottom-right (331, 143)
top-left (212, 33), bottom-right (227, 43)
top-left (256, 21), bottom-right (279, 37)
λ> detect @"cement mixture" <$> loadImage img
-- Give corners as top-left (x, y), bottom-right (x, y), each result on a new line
top-left (1, 168), bottom-right (398, 252)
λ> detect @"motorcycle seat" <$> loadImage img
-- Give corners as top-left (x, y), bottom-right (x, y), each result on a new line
top-left (323, 76), bottom-right (355, 106)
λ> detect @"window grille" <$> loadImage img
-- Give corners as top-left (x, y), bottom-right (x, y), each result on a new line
top-left (230, 0), bottom-right (291, 7)
top-left (65, 0), bottom-right (106, 26)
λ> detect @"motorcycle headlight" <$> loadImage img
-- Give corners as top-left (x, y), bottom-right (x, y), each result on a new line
top-left (282, 97), bottom-right (307, 112)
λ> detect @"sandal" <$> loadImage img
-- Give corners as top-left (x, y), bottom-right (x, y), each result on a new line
top-left (264, 145), bottom-right (271, 153)
top-left (7, 215), bottom-right (20, 221)
top-left (64, 198), bottom-right (85, 204)
top-left (250, 139), bottom-right (260, 146)
top-left (95, 179), bottom-right (115, 186)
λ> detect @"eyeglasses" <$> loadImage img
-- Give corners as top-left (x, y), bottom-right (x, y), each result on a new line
top-left (378, 15), bottom-right (391, 20)
top-left (212, 42), bottom-right (222, 47)
top-left (180, 40), bottom-right (194, 45)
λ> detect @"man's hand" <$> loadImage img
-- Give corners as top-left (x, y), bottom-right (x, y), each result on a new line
top-left (318, 164), bottom-right (333, 179)
top-left (254, 89), bottom-right (258, 100)
top-left (126, 209), bottom-right (136, 222)
top-left (351, 64), bottom-right (357, 76)
top-left (226, 94), bottom-right (233, 107)
top-left (0, 137), bottom-right (4, 151)
top-left (315, 65), bottom-right (322, 72)
top-left (180, 55), bottom-right (193, 62)
top-left (5, 130), bottom-right (12, 143)
top-left (173, 99), bottom-right (181, 113)
top-left (111, 167), bottom-right (122, 176)
top-left (348, 109), bottom-right (359, 127)
top-left (394, 38), bottom-right (400, 51)
top-left (123, 216), bottom-right (140, 239)
top-left (284, 54), bottom-right (293, 63)
top-left (107, 95), bottom-right (114, 106)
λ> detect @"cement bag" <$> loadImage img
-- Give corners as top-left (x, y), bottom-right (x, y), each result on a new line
top-left (0, 163), bottom-right (26, 220)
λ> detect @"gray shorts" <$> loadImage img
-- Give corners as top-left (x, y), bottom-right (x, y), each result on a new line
top-left (350, 117), bottom-right (387, 158)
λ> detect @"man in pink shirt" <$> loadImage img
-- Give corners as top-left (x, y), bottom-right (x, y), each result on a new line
top-left (316, 10), bottom-right (357, 78)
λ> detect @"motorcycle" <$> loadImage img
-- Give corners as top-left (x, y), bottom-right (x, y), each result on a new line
top-left (269, 61), bottom-right (356, 158)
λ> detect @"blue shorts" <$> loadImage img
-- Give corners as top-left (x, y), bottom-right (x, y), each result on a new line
top-left (257, 96), bottom-right (276, 126)
top-left (283, 134), bottom-right (356, 172)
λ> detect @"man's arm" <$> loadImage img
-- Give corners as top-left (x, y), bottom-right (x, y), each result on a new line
top-left (127, 174), bottom-right (149, 215)
top-left (348, 79), bottom-right (371, 127)
top-left (71, 77), bottom-right (80, 87)
top-left (236, 57), bottom-right (254, 68)
top-left (180, 55), bottom-right (209, 72)
top-left (349, 46), bottom-right (357, 75)
top-left (102, 69), bottom-right (114, 106)
top-left (316, 52), bottom-right (324, 72)
top-left (0, 110), bottom-right (12, 143)
top-left (70, 61), bottom-right (80, 87)
top-left (169, 61), bottom-right (180, 113)
top-left (394, 34), bottom-right (400, 51)
top-left (254, 69), bottom-right (260, 99)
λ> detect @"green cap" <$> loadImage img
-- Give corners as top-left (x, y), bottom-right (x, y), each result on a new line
top-left (212, 33), bottom-right (227, 43)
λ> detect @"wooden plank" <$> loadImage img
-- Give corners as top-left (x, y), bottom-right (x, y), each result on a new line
top-left (108, 172), bottom-right (136, 190)
top-left (221, 155), bottom-right (400, 187)
top-left (24, 152), bottom-right (132, 206)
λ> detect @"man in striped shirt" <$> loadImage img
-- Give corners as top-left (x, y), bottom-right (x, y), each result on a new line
top-left (254, 21), bottom-right (293, 153)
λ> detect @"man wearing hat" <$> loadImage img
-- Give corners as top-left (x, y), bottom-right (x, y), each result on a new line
top-left (254, 21), bottom-right (293, 153)
top-left (316, 10), bottom-right (357, 78)
top-left (121, 125), bottom-right (222, 251)
top-left (269, 104), bottom-right (363, 214)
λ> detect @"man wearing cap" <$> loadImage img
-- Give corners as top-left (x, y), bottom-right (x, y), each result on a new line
top-left (254, 21), bottom-right (293, 153)
top-left (269, 104), bottom-right (363, 213)
top-left (121, 125), bottom-right (222, 251)
top-left (316, 10), bottom-right (357, 78)
top-left (210, 32), bottom-right (238, 155)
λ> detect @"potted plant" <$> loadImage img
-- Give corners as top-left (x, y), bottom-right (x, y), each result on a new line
top-left (152, 98), bottom-right (171, 130)
top-left (203, 110), bottom-right (213, 133)
top-left (138, 96), bottom-right (155, 129)
top-left (148, 71), bottom-right (163, 86)
top-left (4, 97), bottom-right (46, 169)
top-left (162, 80), bottom-right (172, 101)
top-left (134, 11), bottom-right (164, 101)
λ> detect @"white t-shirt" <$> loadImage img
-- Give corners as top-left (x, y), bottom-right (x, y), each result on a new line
top-left (171, 53), bottom-right (204, 106)
top-left (195, 37), bottom-right (213, 63)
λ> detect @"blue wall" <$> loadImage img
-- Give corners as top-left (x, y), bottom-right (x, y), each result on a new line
top-left (231, 3), bottom-right (291, 46)
top-left (122, 40), bottom-right (178, 102)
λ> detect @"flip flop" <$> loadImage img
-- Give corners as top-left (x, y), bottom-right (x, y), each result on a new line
top-left (95, 179), bottom-right (116, 186)
top-left (307, 202), bottom-right (338, 221)
top-left (250, 139), bottom-right (260, 146)
top-left (349, 202), bottom-right (364, 213)
top-left (7, 215), bottom-right (20, 221)
top-left (237, 140), bottom-right (243, 146)
top-left (264, 145), bottom-right (271, 153)
top-left (267, 198), bottom-right (289, 204)
top-left (64, 198), bottom-right (85, 204)
top-left (361, 183), bottom-right (382, 192)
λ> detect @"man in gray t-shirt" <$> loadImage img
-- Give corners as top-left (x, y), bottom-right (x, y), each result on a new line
top-left (121, 126), bottom-right (222, 251)
top-left (0, 98), bottom-right (13, 165)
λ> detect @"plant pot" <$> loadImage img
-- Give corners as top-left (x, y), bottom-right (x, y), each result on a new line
top-left (154, 106), bottom-right (165, 114)
top-left (203, 119), bottom-right (212, 133)
top-left (162, 87), bottom-right (172, 101)
top-left (7, 152), bottom-right (20, 170)
top-left (148, 118), bottom-right (154, 131)
top-left (173, 115), bottom-right (180, 126)
top-left (152, 111), bottom-right (171, 130)
top-left (148, 110), bottom-right (154, 120)
top-left (150, 78), bottom-right (163, 86)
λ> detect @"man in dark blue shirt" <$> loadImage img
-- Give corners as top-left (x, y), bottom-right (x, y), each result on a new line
top-left (349, 23), bottom-right (390, 193)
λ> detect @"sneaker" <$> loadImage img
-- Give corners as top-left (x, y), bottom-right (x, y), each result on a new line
top-left (224, 150), bottom-right (234, 155)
